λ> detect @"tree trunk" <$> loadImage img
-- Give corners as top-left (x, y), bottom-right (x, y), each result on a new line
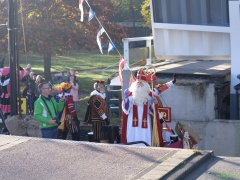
top-left (129, 0), bottom-right (136, 37)
top-left (43, 54), bottom-right (52, 82)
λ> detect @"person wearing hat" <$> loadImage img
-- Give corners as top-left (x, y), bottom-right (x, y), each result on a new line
top-left (0, 67), bottom-right (26, 134)
top-left (121, 69), bottom-right (176, 146)
top-left (58, 82), bottom-right (81, 141)
top-left (84, 80), bottom-right (110, 142)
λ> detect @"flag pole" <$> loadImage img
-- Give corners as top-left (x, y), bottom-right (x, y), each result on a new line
top-left (145, 66), bottom-right (160, 147)
top-left (85, 0), bottom-right (122, 57)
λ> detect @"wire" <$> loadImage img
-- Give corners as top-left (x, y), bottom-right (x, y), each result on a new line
top-left (85, 0), bottom-right (122, 57)
top-left (85, 0), bottom-right (142, 80)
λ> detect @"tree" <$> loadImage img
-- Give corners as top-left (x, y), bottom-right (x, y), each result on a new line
top-left (110, 0), bottom-right (144, 37)
top-left (0, 1), bottom-right (8, 54)
top-left (0, 0), bottom-right (127, 81)
top-left (141, 0), bottom-right (151, 29)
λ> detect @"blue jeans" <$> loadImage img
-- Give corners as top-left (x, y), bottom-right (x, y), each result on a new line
top-left (41, 126), bottom-right (58, 139)
top-left (74, 101), bottom-right (78, 111)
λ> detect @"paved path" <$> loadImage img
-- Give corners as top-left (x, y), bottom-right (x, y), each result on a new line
top-left (182, 156), bottom-right (240, 180)
top-left (0, 135), bottom-right (211, 180)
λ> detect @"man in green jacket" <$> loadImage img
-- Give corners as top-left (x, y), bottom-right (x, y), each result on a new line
top-left (34, 82), bottom-right (65, 139)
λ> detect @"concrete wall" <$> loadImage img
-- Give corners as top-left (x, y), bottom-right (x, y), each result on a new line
top-left (168, 119), bottom-right (240, 157)
top-left (157, 83), bottom-right (240, 156)
top-left (158, 83), bottom-right (216, 121)
top-left (158, 83), bottom-right (240, 157)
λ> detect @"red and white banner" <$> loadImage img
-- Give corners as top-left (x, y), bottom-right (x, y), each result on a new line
top-left (119, 57), bottom-right (126, 86)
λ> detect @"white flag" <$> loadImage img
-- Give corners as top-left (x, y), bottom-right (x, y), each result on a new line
top-left (96, 26), bottom-right (105, 54)
top-left (108, 41), bottom-right (115, 54)
top-left (79, 0), bottom-right (84, 22)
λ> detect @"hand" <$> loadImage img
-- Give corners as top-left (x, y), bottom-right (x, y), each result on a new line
top-left (73, 116), bottom-right (80, 126)
top-left (160, 118), bottom-right (164, 124)
top-left (124, 89), bottom-right (129, 98)
top-left (104, 118), bottom-right (109, 125)
top-left (60, 94), bottom-right (65, 101)
top-left (172, 73), bottom-right (176, 84)
top-left (49, 119), bottom-right (57, 124)
top-left (150, 97), bottom-right (156, 105)
top-left (124, 98), bottom-right (129, 110)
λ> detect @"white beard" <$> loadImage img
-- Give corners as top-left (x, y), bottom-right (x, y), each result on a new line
top-left (129, 81), bottom-right (151, 106)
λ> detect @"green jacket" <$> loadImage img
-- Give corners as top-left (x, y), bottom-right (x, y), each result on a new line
top-left (34, 95), bottom-right (64, 129)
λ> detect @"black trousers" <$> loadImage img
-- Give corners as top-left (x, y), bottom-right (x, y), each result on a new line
top-left (1, 112), bottom-right (9, 134)
top-left (61, 131), bottom-right (80, 141)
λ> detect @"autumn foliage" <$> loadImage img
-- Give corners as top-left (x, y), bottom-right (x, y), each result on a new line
top-left (0, 0), bottom-right (127, 80)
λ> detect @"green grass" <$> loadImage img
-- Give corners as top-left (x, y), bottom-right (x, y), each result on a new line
top-left (18, 49), bottom-right (122, 75)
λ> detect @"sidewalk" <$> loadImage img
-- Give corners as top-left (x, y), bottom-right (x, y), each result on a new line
top-left (0, 135), bottom-right (212, 180)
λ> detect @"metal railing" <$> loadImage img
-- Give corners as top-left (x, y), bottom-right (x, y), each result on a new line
top-left (101, 36), bottom-right (154, 81)
top-left (234, 83), bottom-right (240, 120)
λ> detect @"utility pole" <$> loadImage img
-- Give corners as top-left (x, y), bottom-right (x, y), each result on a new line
top-left (8, 0), bottom-right (18, 115)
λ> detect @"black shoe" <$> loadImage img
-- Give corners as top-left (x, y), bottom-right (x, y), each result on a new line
top-left (1, 128), bottom-right (9, 134)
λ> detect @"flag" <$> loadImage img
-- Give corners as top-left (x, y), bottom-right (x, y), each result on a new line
top-left (165, 123), bottom-right (172, 145)
top-left (129, 73), bottom-right (135, 85)
top-left (88, 8), bottom-right (95, 22)
top-left (119, 57), bottom-right (126, 86)
top-left (79, 0), bottom-right (84, 22)
top-left (96, 25), bottom-right (105, 54)
top-left (108, 41), bottom-right (115, 54)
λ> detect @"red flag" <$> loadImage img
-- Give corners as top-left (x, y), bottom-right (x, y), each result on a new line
top-left (119, 57), bottom-right (126, 85)
top-left (79, 0), bottom-right (84, 22)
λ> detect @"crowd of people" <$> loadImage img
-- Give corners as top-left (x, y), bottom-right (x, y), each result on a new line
top-left (0, 63), bottom-right (81, 140)
top-left (0, 63), bottom-right (177, 147)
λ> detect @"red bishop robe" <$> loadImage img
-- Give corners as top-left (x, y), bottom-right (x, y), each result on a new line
top-left (121, 81), bottom-right (174, 147)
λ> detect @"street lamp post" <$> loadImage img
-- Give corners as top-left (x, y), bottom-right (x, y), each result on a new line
top-left (8, 0), bottom-right (18, 115)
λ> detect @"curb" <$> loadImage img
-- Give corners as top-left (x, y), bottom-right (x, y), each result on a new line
top-left (132, 149), bottom-right (197, 180)
top-left (160, 150), bottom-right (214, 180)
